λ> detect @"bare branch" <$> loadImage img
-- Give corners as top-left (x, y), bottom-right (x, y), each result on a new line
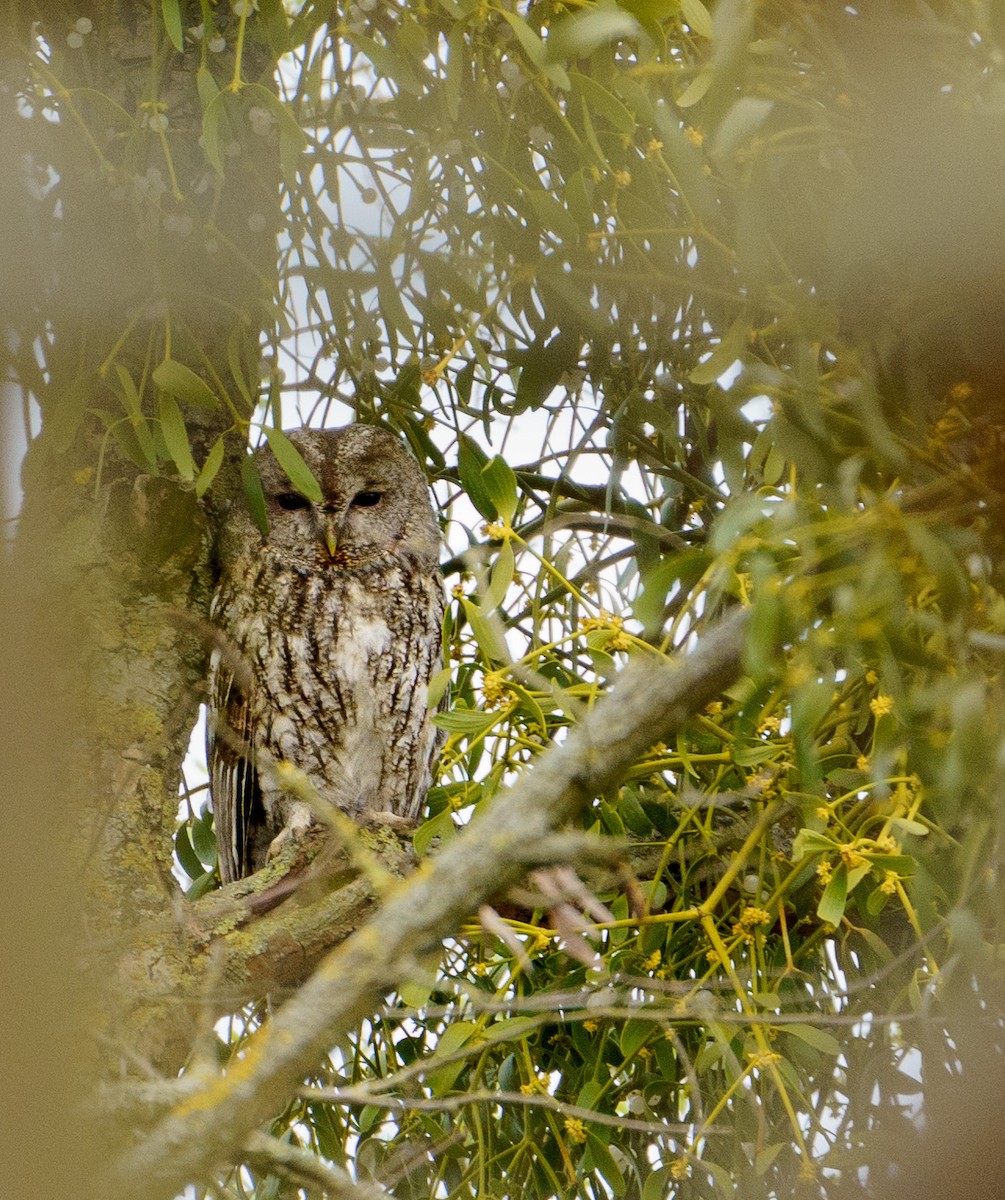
top-left (243, 1132), bottom-right (387, 1200)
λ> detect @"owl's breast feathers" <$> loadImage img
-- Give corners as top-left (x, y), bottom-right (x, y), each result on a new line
top-left (208, 548), bottom-right (445, 882)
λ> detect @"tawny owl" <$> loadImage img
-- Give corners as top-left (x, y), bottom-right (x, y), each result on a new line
top-left (207, 424), bottom-right (445, 884)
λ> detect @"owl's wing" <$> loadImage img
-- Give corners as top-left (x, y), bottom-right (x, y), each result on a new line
top-left (207, 652), bottom-right (261, 884)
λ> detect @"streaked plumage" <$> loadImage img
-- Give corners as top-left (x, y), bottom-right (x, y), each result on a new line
top-left (207, 425), bottom-right (444, 883)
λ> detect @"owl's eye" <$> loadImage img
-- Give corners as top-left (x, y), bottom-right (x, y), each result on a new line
top-left (276, 492), bottom-right (311, 511)
top-left (351, 491), bottom-right (382, 508)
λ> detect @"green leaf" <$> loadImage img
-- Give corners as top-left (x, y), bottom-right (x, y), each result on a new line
top-left (350, 33), bottom-right (425, 96)
top-left (676, 69), bottom-right (713, 108)
top-left (458, 437), bottom-right (495, 519)
top-left (783, 1023), bottom-right (841, 1056)
top-left (153, 359), bottom-right (220, 409)
top-left (619, 1018), bottom-right (652, 1059)
top-left (174, 825), bottom-right (203, 881)
top-left (161, 0), bottom-right (184, 51)
top-left (201, 92), bottom-right (229, 175)
top-left (190, 816), bottom-right (218, 869)
top-left (568, 72), bottom-right (637, 135)
top-left (905, 519), bottom-right (969, 617)
top-left (426, 666), bottom-right (452, 709)
top-left (791, 828), bottom-right (836, 862)
top-left (241, 84), bottom-right (308, 178)
top-left (185, 871), bottom-right (218, 900)
top-left (482, 539), bottom-right (516, 611)
top-left (689, 314), bottom-right (749, 385)
top-left (889, 817), bottom-right (929, 838)
top-left (240, 453), bottom-right (269, 537)
top-left (682, 0), bottom-right (713, 36)
top-left (196, 436), bottom-right (226, 499)
top-left (817, 863), bottom-right (848, 927)
top-left (413, 806), bottom-right (456, 856)
top-left (481, 457), bottom-right (518, 523)
top-left (642, 1166), bottom-right (673, 1200)
top-left (549, 9), bottom-right (642, 61)
top-left (426, 1020), bottom-right (478, 1095)
top-left (264, 427), bottom-right (323, 503)
top-left (514, 327), bottom-right (581, 412)
top-left (461, 598), bottom-right (510, 664)
top-left (196, 65), bottom-right (220, 113)
top-left (112, 364), bottom-right (158, 469)
top-left (618, 789), bottom-right (653, 836)
top-left (158, 394), bottom-right (196, 481)
top-left (585, 1131), bottom-right (627, 1196)
top-left (755, 1144), bottom-right (785, 1176)
top-left (257, 0), bottom-right (292, 55)
top-left (398, 979), bottom-right (432, 1009)
top-left (497, 8), bottom-right (547, 66)
top-left (711, 96), bottom-right (775, 161)
top-left (576, 1080), bottom-right (606, 1115)
top-left (432, 708), bottom-right (499, 735)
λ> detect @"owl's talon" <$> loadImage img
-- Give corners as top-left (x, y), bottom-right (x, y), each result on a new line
top-left (266, 802), bottom-right (315, 861)
top-left (361, 810), bottom-right (418, 833)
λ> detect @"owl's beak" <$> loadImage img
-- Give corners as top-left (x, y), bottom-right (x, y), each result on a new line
top-left (323, 523), bottom-right (339, 558)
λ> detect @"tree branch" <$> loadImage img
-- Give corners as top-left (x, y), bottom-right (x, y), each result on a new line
top-left (243, 1132), bottom-right (386, 1200)
top-left (105, 609), bottom-right (748, 1199)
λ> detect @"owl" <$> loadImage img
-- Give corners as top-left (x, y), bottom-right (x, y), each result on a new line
top-left (207, 424), bottom-right (445, 884)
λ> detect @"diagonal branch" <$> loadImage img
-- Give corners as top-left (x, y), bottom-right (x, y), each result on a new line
top-left (106, 609), bottom-right (748, 1199)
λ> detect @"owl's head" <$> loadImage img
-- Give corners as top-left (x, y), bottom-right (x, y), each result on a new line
top-left (235, 425), bottom-right (441, 572)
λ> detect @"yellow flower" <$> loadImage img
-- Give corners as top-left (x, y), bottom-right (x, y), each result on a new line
top-left (580, 611), bottom-right (622, 632)
top-left (949, 381), bottom-right (975, 403)
top-left (645, 137), bottom-right (663, 158)
top-left (879, 871), bottom-right (899, 896)
top-left (839, 843), bottom-right (867, 869)
top-left (736, 571), bottom-right (752, 606)
top-left (856, 754), bottom-right (870, 772)
top-left (747, 1049), bottom-right (782, 1069)
top-left (642, 949), bottom-right (663, 972)
top-left (74, 466), bottom-right (95, 487)
top-left (670, 1157), bottom-right (690, 1180)
top-left (732, 906), bottom-right (771, 942)
top-left (816, 806), bottom-right (830, 822)
top-left (564, 1117), bottom-right (588, 1145)
top-left (865, 669), bottom-right (878, 685)
top-left (816, 860), bottom-right (832, 884)
top-left (705, 700), bottom-right (723, 716)
top-left (870, 694), bottom-right (894, 718)
top-left (582, 1019), bottom-right (598, 1033)
top-left (613, 169), bottom-right (632, 187)
top-left (685, 125), bottom-right (704, 147)
top-left (482, 673), bottom-right (505, 708)
top-left (481, 522), bottom-right (506, 541)
top-left (739, 906), bottom-right (772, 928)
top-left (637, 1046), bottom-right (653, 1060)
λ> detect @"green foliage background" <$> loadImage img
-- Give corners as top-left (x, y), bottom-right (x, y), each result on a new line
top-left (6, 0), bottom-right (1005, 1196)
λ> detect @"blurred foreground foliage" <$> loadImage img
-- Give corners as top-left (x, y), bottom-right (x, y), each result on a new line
top-left (7, 0), bottom-right (1005, 1196)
